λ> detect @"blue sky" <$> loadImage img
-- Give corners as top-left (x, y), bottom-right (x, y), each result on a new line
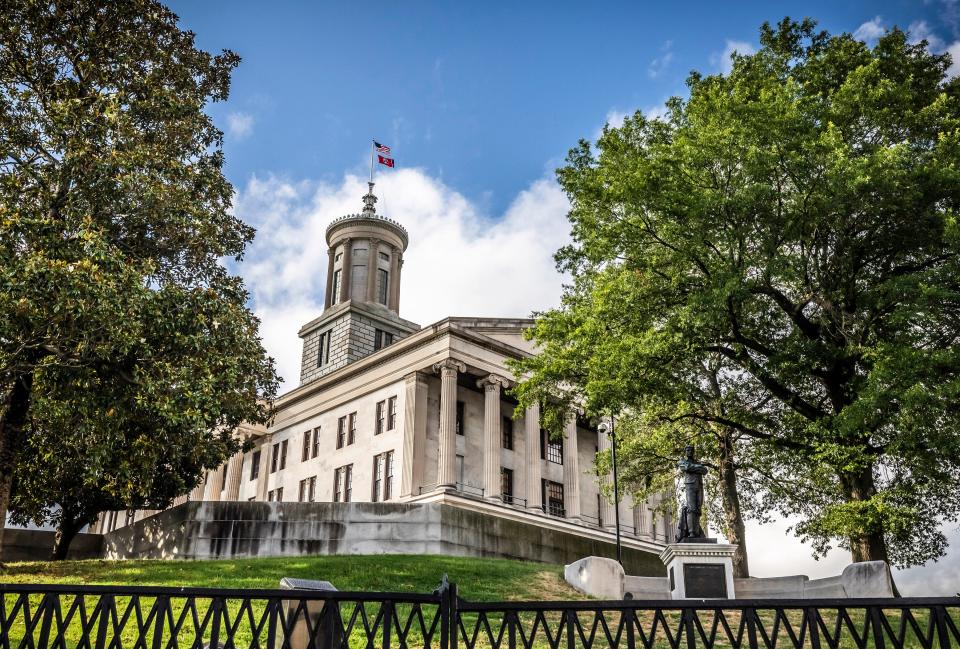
top-left (171, 0), bottom-right (950, 215)
top-left (166, 1), bottom-right (960, 594)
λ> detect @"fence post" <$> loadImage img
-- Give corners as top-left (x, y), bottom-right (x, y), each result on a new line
top-left (933, 605), bottom-right (952, 649)
top-left (805, 606), bottom-right (821, 649)
top-left (36, 593), bottom-right (54, 649)
top-left (152, 595), bottom-right (168, 649)
top-left (745, 607), bottom-right (758, 649)
top-left (625, 607), bottom-right (636, 649)
top-left (682, 607), bottom-right (697, 649)
top-left (381, 600), bottom-right (393, 649)
top-left (438, 575), bottom-right (450, 649)
top-left (209, 596), bottom-right (223, 648)
top-left (869, 606), bottom-right (886, 649)
top-left (96, 594), bottom-right (114, 649)
top-left (566, 609), bottom-right (576, 649)
top-left (449, 581), bottom-right (459, 649)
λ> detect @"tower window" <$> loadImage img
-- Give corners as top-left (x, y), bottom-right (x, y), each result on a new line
top-left (379, 251), bottom-right (390, 262)
top-left (502, 416), bottom-right (513, 450)
top-left (374, 329), bottom-right (394, 351)
top-left (456, 401), bottom-right (465, 435)
top-left (331, 270), bottom-right (342, 304)
top-left (377, 269), bottom-right (389, 305)
top-left (317, 330), bottom-right (331, 367)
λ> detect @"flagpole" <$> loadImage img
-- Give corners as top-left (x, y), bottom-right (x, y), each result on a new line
top-left (369, 140), bottom-right (375, 185)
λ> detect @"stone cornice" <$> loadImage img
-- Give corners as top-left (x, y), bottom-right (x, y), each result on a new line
top-left (326, 214), bottom-right (409, 249)
top-left (659, 543), bottom-right (738, 564)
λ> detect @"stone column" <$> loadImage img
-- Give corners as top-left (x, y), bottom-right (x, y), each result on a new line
top-left (401, 371), bottom-right (429, 497)
top-left (189, 474), bottom-right (205, 501)
top-left (224, 452), bottom-right (244, 501)
top-left (338, 238), bottom-right (352, 303)
top-left (366, 237), bottom-right (379, 302)
top-left (324, 248), bottom-right (335, 309)
top-left (524, 402), bottom-right (542, 511)
top-left (389, 249), bottom-right (402, 311)
top-left (636, 502), bottom-right (651, 537)
top-left (256, 438), bottom-right (272, 501)
top-left (562, 417), bottom-right (582, 521)
top-left (478, 374), bottom-right (509, 500)
top-left (597, 426), bottom-right (616, 529)
top-left (203, 465), bottom-right (224, 502)
top-left (434, 359), bottom-right (465, 489)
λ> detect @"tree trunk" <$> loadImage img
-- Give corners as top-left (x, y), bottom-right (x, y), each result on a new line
top-left (51, 517), bottom-right (79, 561)
top-left (841, 465), bottom-right (889, 563)
top-left (0, 370), bottom-right (35, 559)
top-left (717, 430), bottom-right (750, 577)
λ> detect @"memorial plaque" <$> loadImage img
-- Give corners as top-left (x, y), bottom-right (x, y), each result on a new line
top-left (682, 563), bottom-right (728, 598)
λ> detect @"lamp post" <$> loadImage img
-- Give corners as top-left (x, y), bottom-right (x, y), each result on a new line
top-left (601, 415), bottom-right (623, 566)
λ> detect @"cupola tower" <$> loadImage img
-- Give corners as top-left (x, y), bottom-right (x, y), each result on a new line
top-left (298, 183), bottom-right (420, 385)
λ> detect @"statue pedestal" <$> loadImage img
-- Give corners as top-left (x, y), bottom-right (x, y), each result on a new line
top-left (659, 542), bottom-right (737, 599)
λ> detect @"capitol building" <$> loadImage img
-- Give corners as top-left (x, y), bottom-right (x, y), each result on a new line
top-left (91, 184), bottom-right (671, 574)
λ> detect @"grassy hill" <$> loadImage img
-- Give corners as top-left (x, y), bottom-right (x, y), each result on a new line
top-left (0, 554), bottom-right (587, 601)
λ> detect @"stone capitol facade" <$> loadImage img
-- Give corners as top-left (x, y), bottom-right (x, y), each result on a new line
top-left (91, 184), bottom-right (671, 574)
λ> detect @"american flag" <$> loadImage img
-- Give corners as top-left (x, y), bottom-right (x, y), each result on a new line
top-left (374, 141), bottom-right (391, 155)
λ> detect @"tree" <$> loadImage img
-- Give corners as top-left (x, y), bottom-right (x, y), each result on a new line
top-left (513, 18), bottom-right (960, 568)
top-left (0, 0), bottom-right (277, 551)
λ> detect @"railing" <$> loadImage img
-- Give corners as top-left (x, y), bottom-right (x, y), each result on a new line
top-left (501, 494), bottom-right (527, 507)
top-left (0, 580), bottom-right (956, 648)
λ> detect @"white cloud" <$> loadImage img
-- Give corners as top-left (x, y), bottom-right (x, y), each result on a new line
top-left (233, 168), bottom-right (571, 388)
top-left (644, 103), bottom-right (670, 121)
top-left (854, 16), bottom-right (887, 43)
top-left (948, 41), bottom-right (960, 78)
top-left (711, 39), bottom-right (756, 74)
top-left (908, 20), bottom-right (946, 50)
top-left (647, 40), bottom-right (674, 78)
top-left (226, 111), bottom-right (255, 139)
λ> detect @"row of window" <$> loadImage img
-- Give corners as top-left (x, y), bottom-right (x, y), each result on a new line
top-left (497, 469), bottom-right (564, 517)
top-left (371, 451), bottom-right (395, 502)
top-left (375, 397), bottom-right (398, 435)
top-left (453, 402), bottom-right (563, 466)
top-left (330, 268), bottom-right (391, 308)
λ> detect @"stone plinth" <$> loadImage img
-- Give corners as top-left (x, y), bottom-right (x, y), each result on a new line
top-left (660, 542), bottom-right (737, 599)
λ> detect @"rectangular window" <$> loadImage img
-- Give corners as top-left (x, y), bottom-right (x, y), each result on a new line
top-left (545, 431), bottom-right (563, 465)
top-left (379, 251), bottom-right (390, 262)
top-left (337, 416), bottom-right (346, 449)
top-left (268, 488), bottom-right (284, 502)
top-left (317, 330), bottom-right (332, 367)
top-left (502, 416), bottom-right (513, 450)
top-left (344, 464), bottom-right (353, 502)
top-left (277, 487), bottom-right (283, 502)
top-left (335, 252), bottom-right (342, 262)
top-left (387, 396), bottom-right (397, 430)
top-left (542, 480), bottom-right (564, 517)
top-left (308, 476), bottom-right (316, 502)
top-left (250, 450), bottom-right (261, 481)
top-left (375, 400), bottom-right (385, 435)
top-left (267, 490), bottom-right (275, 502)
top-left (298, 478), bottom-right (308, 502)
top-left (311, 427), bottom-right (321, 458)
top-left (348, 412), bottom-right (356, 445)
top-left (377, 269), bottom-right (389, 304)
top-left (331, 270), bottom-right (342, 304)
top-left (333, 467), bottom-right (343, 502)
top-left (384, 450), bottom-right (394, 501)
top-left (279, 439), bottom-right (288, 470)
top-left (374, 329), bottom-right (395, 351)
top-left (302, 430), bottom-right (311, 462)
top-left (501, 468), bottom-right (514, 503)
top-left (456, 401), bottom-right (465, 435)
top-left (270, 443), bottom-right (279, 473)
top-left (372, 455), bottom-right (383, 502)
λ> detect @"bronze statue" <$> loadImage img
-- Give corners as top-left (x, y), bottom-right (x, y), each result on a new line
top-left (676, 445), bottom-right (709, 542)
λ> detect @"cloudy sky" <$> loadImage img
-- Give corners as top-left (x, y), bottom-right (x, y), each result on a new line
top-left (169, 0), bottom-right (960, 595)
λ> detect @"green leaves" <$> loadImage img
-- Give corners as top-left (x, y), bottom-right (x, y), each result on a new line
top-left (0, 0), bottom-right (278, 553)
top-left (514, 18), bottom-right (960, 567)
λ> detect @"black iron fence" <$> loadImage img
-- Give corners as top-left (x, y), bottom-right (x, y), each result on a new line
top-left (0, 580), bottom-right (956, 648)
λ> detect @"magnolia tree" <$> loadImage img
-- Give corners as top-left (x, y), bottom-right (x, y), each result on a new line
top-left (0, 0), bottom-right (277, 557)
top-left (512, 19), bottom-right (960, 569)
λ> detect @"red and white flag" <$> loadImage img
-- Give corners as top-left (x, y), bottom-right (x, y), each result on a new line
top-left (378, 154), bottom-right (395, 168)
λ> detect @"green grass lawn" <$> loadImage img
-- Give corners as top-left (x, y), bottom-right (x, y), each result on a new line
top-left (0, 554), bottom-right (584, 601)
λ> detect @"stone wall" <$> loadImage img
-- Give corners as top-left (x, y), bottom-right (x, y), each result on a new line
top-left (103, 501), bottom-right (664, 576)
top-left (1, 529), bottom-right (103, 562)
